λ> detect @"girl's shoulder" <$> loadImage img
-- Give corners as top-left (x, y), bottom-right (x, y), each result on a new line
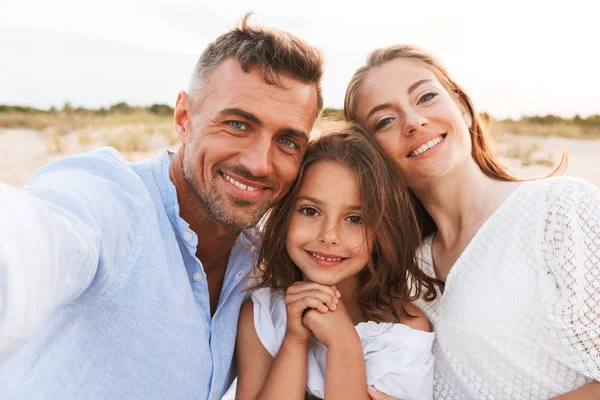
top-left (357, 302), bottom-right (434, 349)
top-left (248, 288), bottom-right (287, 357)
top-left (397, 302), bottom-right (431, 332)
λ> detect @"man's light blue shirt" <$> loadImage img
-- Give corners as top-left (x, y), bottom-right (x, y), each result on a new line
top-left (0, 148), bottom-right (256, 399)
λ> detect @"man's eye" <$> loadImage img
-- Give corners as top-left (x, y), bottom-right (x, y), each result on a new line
top-left (280, 138), bottom-right (298, 149)
top-left (300, 207), bottom-right (319, 217)
top-left (375, 117), bottom-right (394, 131)
top-left (417, 92), bottom-right (438, 105)
top-left (228, 121), bottom-right (247, 130)
top-left (346, 215), bottom-right (362, 224)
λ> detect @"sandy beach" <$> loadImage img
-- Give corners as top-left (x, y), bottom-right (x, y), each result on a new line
top-left (1, 127), bottom-right (598, 188)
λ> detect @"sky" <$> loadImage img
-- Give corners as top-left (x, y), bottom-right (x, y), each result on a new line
top-left (1, 0), bottom-right (599, 119)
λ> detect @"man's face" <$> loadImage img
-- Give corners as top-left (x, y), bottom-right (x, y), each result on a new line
top-left (176, 58), bottom-right (319, 230)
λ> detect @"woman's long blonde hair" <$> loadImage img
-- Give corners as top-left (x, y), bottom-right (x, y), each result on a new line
top-left (344, 45), bottom-right (567, 236)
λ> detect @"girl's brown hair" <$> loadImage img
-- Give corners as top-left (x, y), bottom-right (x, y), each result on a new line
top-left (255, 123), bottom-right (440, 321)
top-left (344, 45), bottom-right (567, 236)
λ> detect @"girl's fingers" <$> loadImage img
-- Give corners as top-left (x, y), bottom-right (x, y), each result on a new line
top-left (288, 296), bottom-right (330, 314)
top-left (285, 289), bottom-right (338, 310)
top-left (286, 282), bottom-right (341, 300)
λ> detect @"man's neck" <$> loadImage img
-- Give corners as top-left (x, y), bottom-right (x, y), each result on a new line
top-left (169, 149), bottom-right (241, 272)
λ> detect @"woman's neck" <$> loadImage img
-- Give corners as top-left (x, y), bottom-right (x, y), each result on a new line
top-left (411, 158), bottom-right (519, 250)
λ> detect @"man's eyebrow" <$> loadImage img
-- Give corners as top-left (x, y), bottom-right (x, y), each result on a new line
top-left (218, 108), bottom-right (262, 124)
top-left (218, 108), bottom-right (308, 142)
top-left (280, 128), bottom-right (309, 143)
top-left (408, 79), bottom-right (432, 95)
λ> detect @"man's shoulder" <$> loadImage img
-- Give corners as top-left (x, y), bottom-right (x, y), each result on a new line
top-left (27, 147), bottom-right (148, 193)
top-left (24, 147), bottom-right (160, 224)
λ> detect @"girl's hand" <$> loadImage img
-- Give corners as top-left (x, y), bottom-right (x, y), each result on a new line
top-left (302, 298), bottom-right (357, 348)
top-left (284, 281), bottom-right (341, 343)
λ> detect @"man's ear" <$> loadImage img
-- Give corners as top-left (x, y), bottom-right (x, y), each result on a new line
top-left (174, 90), bottom-right (191, 143)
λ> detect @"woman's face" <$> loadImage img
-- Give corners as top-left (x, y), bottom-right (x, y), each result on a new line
top-left (354, 58), bottom-right (473, 188)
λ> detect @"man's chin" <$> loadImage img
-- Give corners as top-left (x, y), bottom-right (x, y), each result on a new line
top-left (215, 205), bottom-right (267, 230)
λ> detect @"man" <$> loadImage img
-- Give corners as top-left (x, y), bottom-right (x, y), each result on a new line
top-left (0, 14), bottom-right (323, 399)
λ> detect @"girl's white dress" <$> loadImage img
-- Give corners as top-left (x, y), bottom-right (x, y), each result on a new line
top-left (251, 287), bottom-right (435, 400)
top-left (413, 177), bottom-right (600, 399)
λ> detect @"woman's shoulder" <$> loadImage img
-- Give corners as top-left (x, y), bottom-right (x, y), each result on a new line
top-left (523, 176), bottom-right (599, 200)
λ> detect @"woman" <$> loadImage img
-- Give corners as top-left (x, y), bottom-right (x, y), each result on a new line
top-left (344, 45), bottom-right (600, 399)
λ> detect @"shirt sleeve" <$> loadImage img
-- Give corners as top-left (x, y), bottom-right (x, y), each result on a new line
top-left (0, 149), bottom-right (145, 362)
top-left (367, 343), bottom-right (434, 400)
top-left (251, 288), bottom-right (287, 358)
top-left (543, 177), bottom-right (600, 380)
top-left (362, 323), bottom-right (435, 400)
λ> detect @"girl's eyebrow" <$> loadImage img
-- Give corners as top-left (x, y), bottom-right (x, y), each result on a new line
top-left (297, 195), bottom-right (361, 211)
top-left (296, 195), bottom-right (321, 204)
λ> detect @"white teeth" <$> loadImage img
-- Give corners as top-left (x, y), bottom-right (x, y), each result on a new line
top-left (409, 136), bottom-right (443, 157)
top-left (223, 173), bottom-right (259, 191)
top-left (310, 252), bottom-right (342, 262)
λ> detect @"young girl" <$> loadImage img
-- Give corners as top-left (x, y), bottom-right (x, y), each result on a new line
top-left (235, 124), bottom-right (441, 400)
top-left (345, 45), bottom-right (600, 399)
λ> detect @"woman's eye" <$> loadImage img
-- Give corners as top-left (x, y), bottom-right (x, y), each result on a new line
top-left (417, 92), bottom-right (438, 105)
top-left (300, 207), bottom-right (319, 217)
top-left (280, 138), bottom-right (298, 149)
top-left (375, 117), bottom-right (394, 131)
top-left (228, 121), bottom-right (247, 130)
top-left (346, 215), bottom-right (362, 224)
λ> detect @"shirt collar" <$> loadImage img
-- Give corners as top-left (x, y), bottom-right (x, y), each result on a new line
top-left (150, 150), bottom-right (259, 273)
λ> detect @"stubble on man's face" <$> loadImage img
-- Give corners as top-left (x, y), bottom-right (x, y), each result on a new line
top-left (182, 145), bottom-right (275, 230)
top-left (176, 59), bottom-right (318, 231)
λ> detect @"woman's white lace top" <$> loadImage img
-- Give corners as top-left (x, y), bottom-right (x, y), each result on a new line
top-left (251, 287), bottom-right (435, 400)
top-left (414, 177), bottom-right (600, 399)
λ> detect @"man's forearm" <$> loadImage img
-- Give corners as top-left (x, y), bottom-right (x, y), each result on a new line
top-left (0, 184), bottom-right (99, 361)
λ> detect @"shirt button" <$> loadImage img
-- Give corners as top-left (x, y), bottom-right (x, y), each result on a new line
top-left (193, 272), bottom-right (202, 282)
top-left (236, 271), bottom-right (244, 278)
top-left (183, 231), bottom-right (193, 242)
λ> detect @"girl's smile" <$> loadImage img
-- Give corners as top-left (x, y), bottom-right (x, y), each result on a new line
top-left (304, 249), bottom-right (348, 268)
top-left (286, 160), bottom-right (370, 285)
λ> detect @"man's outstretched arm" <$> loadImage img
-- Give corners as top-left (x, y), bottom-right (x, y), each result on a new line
top-left (0, 183), bottom-right (101, 361)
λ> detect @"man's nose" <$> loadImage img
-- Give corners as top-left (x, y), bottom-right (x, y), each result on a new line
top-left (238, 136), bottom-right (273, 178)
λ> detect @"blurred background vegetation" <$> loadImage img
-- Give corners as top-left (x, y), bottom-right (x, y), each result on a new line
top-left (1, 103), bottom-right (599, 140)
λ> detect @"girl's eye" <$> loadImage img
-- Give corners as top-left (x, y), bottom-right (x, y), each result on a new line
top-left (346, 215), bottom-right (362, 225)
top-left (280, 137), bottom-right (298, 149)
top-left (228, 121), bottom-right (247, 130)
top-left (375, 117), bottom-right (394, 131)
top-left (300, 207), bottom-right (319, 217)
top-left (417, 92), bottom-right (438, 105)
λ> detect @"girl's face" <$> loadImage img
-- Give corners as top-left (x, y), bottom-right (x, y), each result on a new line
top-left (286, 161), bottom-right (370, 286)
top-left (354, 58), bottom-right (473, 188)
